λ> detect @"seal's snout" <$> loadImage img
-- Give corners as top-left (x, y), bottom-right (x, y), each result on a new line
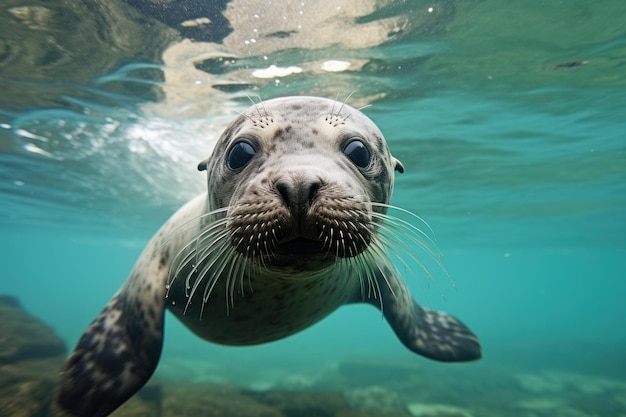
top-left (275, 176), bottom-right (322, 214)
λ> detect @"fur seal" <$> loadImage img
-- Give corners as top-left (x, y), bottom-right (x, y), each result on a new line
top-left (57, 96), bottom-right (481, 417)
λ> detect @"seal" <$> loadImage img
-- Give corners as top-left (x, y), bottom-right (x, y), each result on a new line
top-left (57, 96), bottom-right (481, 417)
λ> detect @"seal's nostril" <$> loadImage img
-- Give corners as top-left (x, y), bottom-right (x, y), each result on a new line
top-left (275, 180), bottom-right (292, 208)
top-left (307, 181), bottom-right (320, 205)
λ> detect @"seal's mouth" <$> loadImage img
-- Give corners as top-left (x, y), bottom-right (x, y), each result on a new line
top-left (276, 237), bottom-right (325, 255)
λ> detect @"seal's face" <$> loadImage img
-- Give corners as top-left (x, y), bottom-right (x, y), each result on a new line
top-left (199, 96), bottom-right (403, 270)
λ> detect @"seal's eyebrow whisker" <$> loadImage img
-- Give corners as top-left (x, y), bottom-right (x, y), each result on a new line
top-left (327, 92), bottom-right (341, 120)
top-left (345, 104), bottom-right (372, 121)
top-left (231, 108), bottom-right (256, 123)
top-left (245, 95), bottom-right (258, 106)
top-left (338, 90), bottom-right (357, 116)
top-left (244, 94), bottom-right (271, 122)
top-left (253, 102), bottom-right (265, 120)
top-left (260, 101), bottom-right (273, 122)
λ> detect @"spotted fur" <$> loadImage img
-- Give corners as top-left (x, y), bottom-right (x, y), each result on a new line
top-left (57, 96), bottom-right (480, 417)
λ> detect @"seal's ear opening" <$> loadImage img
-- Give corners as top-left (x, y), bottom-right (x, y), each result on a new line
top-left (394, 158), bottom-right (405, 174)
top-left (197, 159), bottom-right (209, 172)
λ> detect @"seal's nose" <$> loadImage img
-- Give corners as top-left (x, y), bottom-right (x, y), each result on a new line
top-left (275, 176), bottom-right (321, 213)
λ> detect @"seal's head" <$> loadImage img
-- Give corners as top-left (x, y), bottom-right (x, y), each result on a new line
top-left (197, 96), bottom-right (404, 270)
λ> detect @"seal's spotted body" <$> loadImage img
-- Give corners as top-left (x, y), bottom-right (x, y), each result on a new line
top-left (58, 96), bottom-right (481, 417)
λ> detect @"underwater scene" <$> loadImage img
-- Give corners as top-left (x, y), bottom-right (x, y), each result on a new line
top-left (1, 0), bottom-right (625, 416)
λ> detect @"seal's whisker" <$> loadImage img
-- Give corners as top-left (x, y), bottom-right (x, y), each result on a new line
top-left (246, 259), bottom-right (254, 293)
top-left (226, 246), bottom-right (253, 313)
top-left (188, 224), bottom-right (230, 270)
top-left (328, 93), bottom-right (340, 120)
top-left (377, 233), bottom-right (438, 306)
top-left (339, 229), bottom-right (346, 257)
top-left (348, 231), bottom-right (359, 257)
top-left (168, 227), bottom-right (230, 292)
top-left (373, 214), bottom-right (454, 293)
top-left (225, 251), bottom-right (239, 314)
top-left (168, 241), bottom-right (197, 296)
top-left (245, 94), bottom-right (259, 106)
top-left (168, 207), bottom-right (230, 237)
top-left (326, 226), bottom-right (336, 257)
top-left (366, 241), bottom-right (397, 301)
top-left (193, 220), bottom-right (226, 270)
top-left (235, 248), bottom-right (247, 297)
top-left (375, 216), bottom-right (442, 264)
top-left (184, 230), bottom-right (231, 307)
top-left (221, 250), bottom-right (255, 314)
top-left (367, 213), bottom-right (452, 306)
top-left (370, 203), bottom-right (437, 242)
top-left (198, 260), bottom-right (229, 319)
top-left (198, 247), bottom-right (227, 319)
top-left (261, 238), bottom-right (272, 269)
top-left (237, 251), bottom-right (251, 297)
top-left (320, 224), bottom-right (333, 256)
top-left (375, 222), bottom-right (432, 276)
top-left (261, 101), bottom-right (273, 123)
top-left (160, 208), bottom-right (229, 259)
top-left (352, 256), bottom-right (366, 301)
top-left (171, 230), bottom-right (223, 297)
top-left (261, 234), bottom-right (278, 269)
top-left (194, 224), bottom-right (229, 257)
top-left (370, 208), bottom-right (448, 273)
top-left (240, 252), bottom-right (257, 290)
top-left (251, 98), bottom-right (265, 119)
top-left (202, 242), bottom-right (236, 314)
top-left (370, 213), bottom-right (438, 255)
top-left (198, 246), bottom-right (232, 303)
top-left (197, 237), bottom-right (237, 317)
top-left (369, 264), bottom-right (385, 312)
top-left (338, 90), bottom-right (356, 115)
top-left (360, 249), bottom-right (387, 313)
top-left (231, 108), bottom-right (256, 124)
top-left (356, 250), bottom-right (383, 308)
top-left (352, 220), bottom-right (373, 249)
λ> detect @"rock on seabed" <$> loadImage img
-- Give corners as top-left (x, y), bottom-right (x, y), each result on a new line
top-left (0, 295), bottom-right (67, 417)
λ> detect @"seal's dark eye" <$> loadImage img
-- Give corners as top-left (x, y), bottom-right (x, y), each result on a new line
top-left (227, 140), bottom-right (256, 170)
top-left (343, 139), bottom-right (370, 168)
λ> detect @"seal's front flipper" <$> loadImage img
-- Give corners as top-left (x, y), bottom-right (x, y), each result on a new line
top-left (381, 296), bottom-right (481, 361)
top-left (395, 301), bottom-right (482, 362)
top-left (357, 267), bottom-right (481, 362)
top-left (57, 292), bottom-right (164, 417)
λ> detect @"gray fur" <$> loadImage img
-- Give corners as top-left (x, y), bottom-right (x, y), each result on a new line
top-left (57, 96), bottom-right (481, 417)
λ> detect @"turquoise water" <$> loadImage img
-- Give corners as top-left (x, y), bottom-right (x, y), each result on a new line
top-left (1, 0), bottom-right (625, 415)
